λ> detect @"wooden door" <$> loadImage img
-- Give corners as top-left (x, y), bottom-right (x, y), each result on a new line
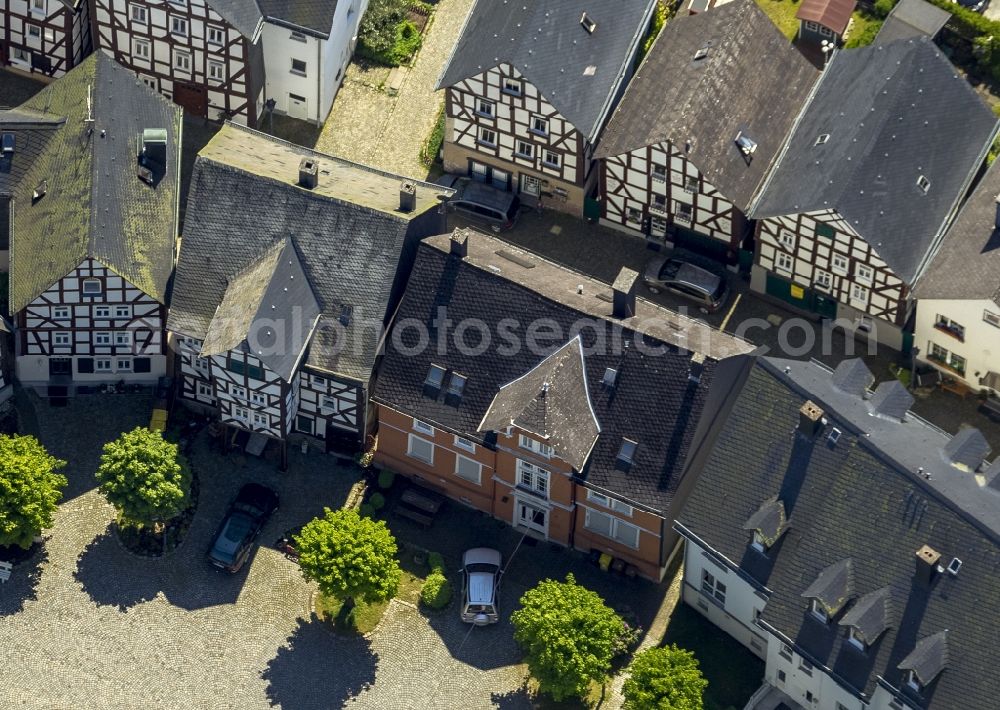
top-left (173, 82), bottom-right (208, 118)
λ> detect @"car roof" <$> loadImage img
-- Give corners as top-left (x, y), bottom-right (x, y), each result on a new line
top-left (463, 547), bottom-right (502, 567)
top-left (468, 572), bottom-right (496, 605)
top-left (673, 262), bottom-right (721, 290)
top-left (456, 182), bottom-right (517, 211)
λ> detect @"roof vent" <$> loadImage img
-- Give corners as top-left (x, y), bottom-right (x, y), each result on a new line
top-left (735, 131), bottom-right (757, 159)
top-left (583, 65), bottom-right (597, 76)
top-left (399, 180), bottom-right (416, 212)
top-left (1, 133), bottom-right (14, 155)
top-left (299, 158), bottom-right (319, 189)
top-left (694, 47), bottom-right (709, 61)
top-left (917, 175), bottom-right (930, 193)
top-left (32, 180), bottom-right (48, 202)
top-left (580, 12), bottom-right (596, 34)
top-left (815, 133), bottom-right (830, 145)
top-left (828, 427), bottom-right (842, 445)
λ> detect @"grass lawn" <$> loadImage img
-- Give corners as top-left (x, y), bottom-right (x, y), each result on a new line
top-left (755, 0), bottom-right (801, 41)
top-left (845, 10), bottom-right (884, 48)
top-left (315, 555), bottom-right (430, 635)
top-left (662, 604), bottom-right (765, 710)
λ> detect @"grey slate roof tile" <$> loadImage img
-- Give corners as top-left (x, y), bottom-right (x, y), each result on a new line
top-left (839, 586), bottom-right (893, 644)
top-left (941, 427), bottom-right (991, 471)
top-left (478, 337), bottom-right (600, 472)
top-left (898, 630), bottom-right (949, 686)
top-left (742, 496), bottom-right (787, 545)
top-left (595, 0), bottom-right (818, 212)
top-left (869, 379), bottom-right (914, 421)
top-left (752, 38), bottom-right (998, 284)
top-left (258, 0), bottom-right (338, 35)
top-left (677, 357), bottom-right (1000, 706)
top-left (210, 0), bottom-right (264, 38)
top-left (0, 52), bottom-right (181, 314)
top-left (800, 558), bottom-right (854, 615)
top-left (830, 357), bottom-right (874, 397)
top-left (876, 0), bottom-right (949, 43)
top-left (437, 0), bottom-right (655, 142)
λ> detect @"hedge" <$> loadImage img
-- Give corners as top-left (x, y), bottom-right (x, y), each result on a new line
top-left (420, 570), bottom-right (453, 609)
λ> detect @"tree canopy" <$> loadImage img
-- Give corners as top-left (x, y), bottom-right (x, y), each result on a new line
top-left (511, 573), bottom-right (625, 701)
top-left (0, 434), bottom-right (67, 548)
top-left (623, 645), bottom-right (708, 710)
top-left (95, 427), bottom-right (191, 525)
top-left (294, 508), bottom-right (401, 604)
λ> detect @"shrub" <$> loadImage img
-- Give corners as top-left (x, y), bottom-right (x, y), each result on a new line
top-left (369, 492), bottom-right (386, 511)
top-left (428, 551), bottom-right (445, 573)
top-left (845, 13), bottom-right (883, 49)
top-left (873, 0), bottom-right (897, 18)
top-left (622, 646), bottom-right (708, 710)
top-left (357, 0), bottom-right (424, 66)
top-left (420, 570), bottom-right (453, 609)
top-left (0, 434), bottom-right (67, 548)
top-left (358, 503), bottom-right (375, 517)
top-left (377, 468), bottom-right (396, 490)
top-left (419, 105), bottom-right (445, 167)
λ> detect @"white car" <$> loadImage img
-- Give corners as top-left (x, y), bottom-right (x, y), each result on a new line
top-left (460, 547), bottom-right (502, 625)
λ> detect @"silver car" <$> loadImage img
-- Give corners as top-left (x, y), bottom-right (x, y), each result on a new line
top-left (643, 256), bottom-right (729, 312)
top-left (436, 175), bottom-right (520, 231)
top-left (460, 547), bottom-right (502, 625)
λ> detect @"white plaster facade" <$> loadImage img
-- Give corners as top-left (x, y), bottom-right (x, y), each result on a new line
top-left (914, 297), bottom-right (1000, 390)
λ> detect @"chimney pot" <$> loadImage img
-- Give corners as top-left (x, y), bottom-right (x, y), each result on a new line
top-left (298, 158), bottom-right (319, 189)
top-left (915, 544), bottom-right (941, 585)
top-left (399, 181), bottom-right (417, 212)
top-left (799, 400), bottom-right (824, 438)
top-left (450, 230), bottom-right (469, 258)
top-left (612, 267), bottom-right (639, 319)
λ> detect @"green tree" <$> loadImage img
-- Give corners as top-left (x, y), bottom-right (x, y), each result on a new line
top-left (623, 645), bottom-right (708, 710)
top-left (0, 434), bottom-right (67, 548)
top-left (294, 508), bottom-right (401, 606)
top-left (95, 427), bottom-right (191, 525)
top-left (511, 573), bottom-right (625, 701)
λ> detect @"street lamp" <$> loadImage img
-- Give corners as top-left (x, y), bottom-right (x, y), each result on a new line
top-left (821, 39), bottom-right (834, 70)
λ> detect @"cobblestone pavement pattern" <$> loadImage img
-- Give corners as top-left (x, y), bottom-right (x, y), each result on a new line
top-left (0, 394), bottom-right (532, 709)
top-left (316, 0), bottom-right (475, 179)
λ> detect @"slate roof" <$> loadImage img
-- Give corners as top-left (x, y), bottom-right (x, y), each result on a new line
top-left (839, 586), bottom-right (893, 643)
top-left (752, 38), bottom-right (998, 284)
top-left (478, 337), bottom-right (600, 472)
top-left (258, 0), bottom-right (338, 36)
top-left (201, 239), bottom-right (321, 382)
top-left (942, 428), bottom-right (991, 471)
top-left (869, 379), bottom-right (914, 421)
top-left (830, 357), bottom-right (874, 397)
top-left (899, 630), bottom-right (950, 686)
top-left (595, 0), bottom-right (818, 212)
top-left (210, 0), bottom-right (264, 38)
top-left (676, 356), bottom-right (1000, 707)
top-left (437, 0), bottom-right (656, 142)
top-left (0, 51), bottom-right (181, 315)
top-left (168, 123), bottom-right (451, 383)
top-left (913, 157), bottom-right (1000, 305)
top-left (373, 229), bottom-right (754, 512)
top-left (876, 0), bottom-right (950, 43)
top-left (800, 558), bottom-right (854, 615)
top-left (796, 0), bottom-right (856, 34)
top-left (742, 497), bottom-right (787, 546)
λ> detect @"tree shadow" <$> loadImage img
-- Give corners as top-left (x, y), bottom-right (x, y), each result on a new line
top-left (0, 544), bottom-right (48, 616)
top-left (262, 613), bottom-right (378, 709)
top-left (73, 524), bottom-right (248, 611)
top-left (490, 682), bottom-right (533, 709)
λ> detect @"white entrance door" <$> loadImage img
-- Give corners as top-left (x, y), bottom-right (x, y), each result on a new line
top-left (516, 498), bottom-right (547, 537)
top-left (288, 93), bottom-right (309, 121)
top-left (520, 174), bottom-right (541, 197)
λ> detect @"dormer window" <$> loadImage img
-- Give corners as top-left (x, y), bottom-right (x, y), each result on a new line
top-left (815, 133), bottom-right (830, 146)
top-left (848, 626), bottom-right (866, 651)
top-left (810, 598), bottom-right (828, 623)
top-left (751, 530), bottom-right (767, 553)
top-left (906, 670), bottom-right (922, 692)
top-left (519, 433), bottom-right (553, 458)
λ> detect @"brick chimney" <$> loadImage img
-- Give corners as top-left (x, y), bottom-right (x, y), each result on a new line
top-left (915, 544), bottom-right (941, 585)
top-left (298, 158), bottom-right (318, 189)
top-left (798, 400), bottom-right (824, 438)
top-left (400, 181), bottom-right (417, 212)
top-left (450, 230), bottom-right (469, 258)
top-left (612, 267), bottom-right (638, 319)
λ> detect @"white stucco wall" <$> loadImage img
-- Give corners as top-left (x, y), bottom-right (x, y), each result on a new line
top-left (914, 297), bottom-right (1000, 391)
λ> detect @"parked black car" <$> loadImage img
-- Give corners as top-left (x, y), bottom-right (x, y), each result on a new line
top-left (207, 483), bottom-right (279, 573)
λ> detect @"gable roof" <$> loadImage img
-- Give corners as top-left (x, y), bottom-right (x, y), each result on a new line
top-left (898, 630), bottom-right (950, 686)
top-left (877, 0), bottom-right (950, 43)
top-left (201, 239), bottom-right (321, 381)
top-left (0, 51), bottom-right (181, 315)
top-left (595, 0), bottom-right (818, 212)
top-left (373, 229), bottom-right (753, 512)
top-left (800, 558), bottom-right (854, 615)
top-left (167, 123), bottom-right (451, 382)
top-left (209, 0), bottom-right (264, 38)
top-left (437, 0), bottom-right (656, 142)
top-left (677, 356), bottom-right (1000, 706)
top-left (258, 0), bottom-right (338, 36)
top-left (479, 337), bottom-right (600, 471)
top-left (796, 0), bottom-right (856, 34)
top-left (752, 38), bottom-right (998, 284)
top-left (913, 158), bottom-right (1000, 305)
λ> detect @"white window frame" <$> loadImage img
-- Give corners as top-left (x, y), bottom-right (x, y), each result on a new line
top-left (515, 140), bottom-right (533, 159)
top-left (95, 332), bottom-right (111, 346)
top-left (847, 626), bottom-right (865, 650)
top-left (675, 201), bottom-right (693, 223)
top-left (905, 670), bottom-right (921, 692)
top-left (208, 60), bottom-right (224, 82)
top-left (985, 310), bottom-right (1000, 328)
top-left (832, 254), bottom-right (849, 275)
top-left (53, 332), bottom-right (70, 346)
top-left (197, 382), bottom-right (213, 397)
top-left (531, 116), bottom-right (548, 136)
top-left (171, 16), bottom-right (188, 36)
top-left (31, 0), bottom-right (46, 13)
top-left (130, 4), bottom-right (147, 23)
top-left (518, 433), bottom-right (553, 458)
top-left (584, 507), bottom-right (640, 549)
top-left (231, 386), bottom-right (247, 400)
top-left (516, 459), bottom-right (549, 496)
top-left (700, 569), bottom-right (726, 604)
top-left (53, 306), bottom-right (70, 320)
top-left (585, 488), bottom-right (632, 516)
top-left (815, 270), bottom-right (832, 290)
top-left (174, 50), bottom-right (192, 72)
top-left (478, 127), bottom-right (497, 147)
top-left (542, 150), bottom-right (560, 169)
top-left (850, 283), bottom-right (869, 304)
top-left (291, 58), bottom-right (307, 76)
top-left (115, 305), bottom-right (131, 318)
top-left (454, 454), bottom-right (482, 484)
top-left (207, 25), bottom-right (225, 45)
top-left (233, 406), bottom-right (249, 422)
top-left (27, 25), bottom-right (41, 40)
top-left (114, 332), bottom-right (132, 347)
top-left (95, 305), bottom-right (111, 318)
top-left (413, 418), bottom-right (434, 435)
top-left (117, 358), bottom-right (132, 372)
top-left (776, 252), bottom-right (794, 273)
top-left (502, 79), bottom-right (521, 96)
top-left (809, 598), bottom-right (828, 623)
top-left (252, 412), bottom-right (268, 427)
top-left (134, 38), bottom-right (151, 60)
top-left (321, 396), bottom-right (342, 414)
top-left (751, 529), bottom-right (766, 552)
top-left (251, 392), bottom-right (266, 406)
top-left (454, 436), bottom-right (476, 453)
top-left (779, 229), bottom-right (795, 249)
top-left (96, 358), bottom-right (112, 372)
top-left (407, 433), bottom-right (434, 464)
top-left (82, 278), bottom-right (102, 295)
top-left (856, 264), bottom-right (874, 285)
top-left (476, 99), bottom-right (495, 118)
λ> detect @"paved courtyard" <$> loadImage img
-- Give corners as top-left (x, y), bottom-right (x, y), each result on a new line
top-left (2, 393), bottom-right (633, 709)
top-left (316, 0), bottom-right (475, 179)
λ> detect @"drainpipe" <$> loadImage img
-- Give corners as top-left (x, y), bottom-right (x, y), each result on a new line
top-left (316, 34), bottom-right (321, 125)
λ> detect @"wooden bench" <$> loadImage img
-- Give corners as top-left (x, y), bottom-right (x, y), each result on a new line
top-left (940, 378), bottom-right (972, 399)
top-left (394, 505), bottom-right (434, 527)
top-left (981, 397), bottom-right (1000, 421)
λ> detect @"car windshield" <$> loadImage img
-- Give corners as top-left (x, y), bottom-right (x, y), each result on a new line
top-left (223, 513), bottom-right (253, 544)
top-left (658, 260), bottom-right (682, 280)
top-left (466, 604), bottom-right (495, 614)
top-left (506, 196), bottom-right (520, 220)
top-left (465, 563), bottom-right (499, 574)
top-left (710, 280), bottom-right (726, 300)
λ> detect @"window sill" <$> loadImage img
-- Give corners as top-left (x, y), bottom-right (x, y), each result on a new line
top-left (476, 141), bottom-right (496, 149)
top-left (928, 356), bottom-right (965, 378)
top-left (501, 90), bottom-right (521, 98)
top-left (541, 162), bottom-right (560, 170)
top-left (529, 130), bottom-right (548, 138)
top-left (514, 153), bottom-right (532, 160)
top-left (933, 324), bottom-right (965, 342)
top-left (515, 484), bottom-right (548, 500)
top-left (290, 70), bottom-right (307, 77)
top-left (475, 112), bottom-right (495, 120)
top-left (651, 173), bottom-right (667, 183)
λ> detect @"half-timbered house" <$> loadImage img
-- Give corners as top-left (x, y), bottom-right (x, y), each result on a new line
top-left (1, 0), bottom-right (91, 77)
top-left (596, 0), bottom-right (818, 263)
top-left (91, 0), bottom-right (266, 124)
top-left (436, 0), bottom-right (656, 215)
top-left (0, 51), bottom-right (181, 393)
top-left (749, 37), bottom-right (998, 351)
top-left (371, 228), bottom-right (753, 581)
top-left (167, 122), bottom-right (452, 462)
